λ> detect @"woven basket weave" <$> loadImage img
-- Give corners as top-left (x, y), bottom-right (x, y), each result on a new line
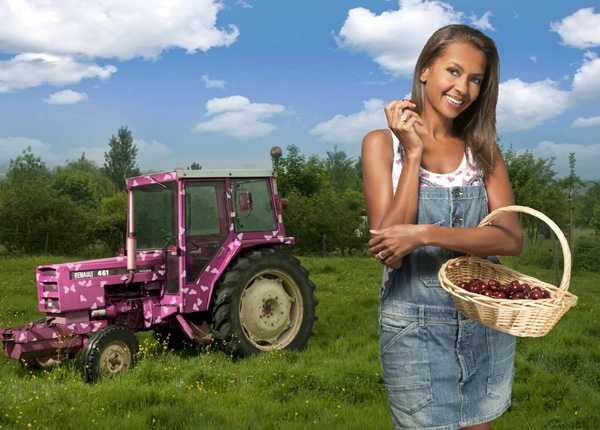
top-left (438, 205), bottom-right (577, 337)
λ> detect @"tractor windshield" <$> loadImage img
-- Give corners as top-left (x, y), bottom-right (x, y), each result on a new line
top-left (132, 181), bottom-right (178, 250)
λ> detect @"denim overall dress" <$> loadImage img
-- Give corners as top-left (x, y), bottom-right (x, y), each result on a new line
top-left (379, 139), bottom-right (516, 430)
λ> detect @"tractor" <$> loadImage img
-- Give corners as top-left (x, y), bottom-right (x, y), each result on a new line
top-left (0, 148), bottom-right (318, 382)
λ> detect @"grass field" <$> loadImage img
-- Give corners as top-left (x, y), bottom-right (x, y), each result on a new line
top-left (0, 255), bottom-right (598, 429)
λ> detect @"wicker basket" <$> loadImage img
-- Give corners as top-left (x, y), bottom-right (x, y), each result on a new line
top-left (438, 205), bottom-right (578, 337)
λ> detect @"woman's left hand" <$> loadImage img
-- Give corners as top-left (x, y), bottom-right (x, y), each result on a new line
top-left (370, 224), bottom-right (426, 264)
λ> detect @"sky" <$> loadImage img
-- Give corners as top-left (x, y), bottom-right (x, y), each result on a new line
top-left (1, 0), bottom-right (599, 179)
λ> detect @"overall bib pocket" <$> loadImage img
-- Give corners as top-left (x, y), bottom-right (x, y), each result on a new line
top-left (379, 315), bottom-right (433, 415)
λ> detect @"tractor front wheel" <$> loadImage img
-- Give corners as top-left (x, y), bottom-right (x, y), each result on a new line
top-left (210, 248), bottom-right (318, 357)
top-left (80, 325), bottom-right (139, 382)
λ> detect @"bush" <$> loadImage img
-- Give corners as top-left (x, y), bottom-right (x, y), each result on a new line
top-left (573, 235), bottom-right (600, 271)
top-left (282, 187), bottom-right (368, 255)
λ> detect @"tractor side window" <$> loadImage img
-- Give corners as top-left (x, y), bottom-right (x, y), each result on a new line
top-left (185, 181), bottom-right (228, 283)
top-left (231, 179), bottom-right (277, 233)
top-left (133, 181), bottom-right (177, 250)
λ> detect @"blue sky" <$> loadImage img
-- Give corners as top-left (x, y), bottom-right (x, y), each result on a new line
top-left (1, 0), bottom-right (599, 179)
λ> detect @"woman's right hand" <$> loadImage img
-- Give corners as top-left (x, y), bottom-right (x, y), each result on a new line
top-left (384, 100), bottom-right (424, 154)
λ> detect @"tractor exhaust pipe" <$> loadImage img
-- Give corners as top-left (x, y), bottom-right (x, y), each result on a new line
top-left (126, 189), bottom-right (137, 284)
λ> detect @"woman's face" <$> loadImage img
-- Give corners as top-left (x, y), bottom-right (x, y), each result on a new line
top-left (419, 42), bottom-right (487, 121)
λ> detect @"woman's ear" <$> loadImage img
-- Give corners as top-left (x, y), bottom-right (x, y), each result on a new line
top-left (420, 68), bottom-right (428, 83)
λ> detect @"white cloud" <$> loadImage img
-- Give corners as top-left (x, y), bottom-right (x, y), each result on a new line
top-left (336, 0), bottom-right (463, 76)
top-left (469, 11), bottom-right (496, 31)
top-left (0, 136), bottom-right (176, 174)
top-left (133, 140), bottom-right (174, 171)
top-left (528, 141), bottom-right (600, 180)
top-left (0, 137), bottom-right (56, 165)
top-left (309, 99), bottom-right (387, 144)
top-left (0, 0), bottom-right (239, 60)
top-left (0, 53), bottom-right (116, 93)
top-left (201, 74), bottom-right (226, 89)
top-left (43, 89), bottom-right (88, 105)
top-left (193, 96), bottom-right (285, 139)
top-left (237, 0), bottom-right (253, 8)
top-left (497, 78), bottom-right (569, 132)
top-left (571, 52), bottom-right (600, 105)
top-left (529, 55), bottom-right (537, 63)
top-left (550, 7), bottom-right (600, 49)
top-left (572, 116), bottom-right (600, 127)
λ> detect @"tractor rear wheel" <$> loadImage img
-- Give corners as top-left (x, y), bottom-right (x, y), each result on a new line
top-left (210, 248), bottom-right (318, 357)
top-left (80, 325), bottom-right (139, 382)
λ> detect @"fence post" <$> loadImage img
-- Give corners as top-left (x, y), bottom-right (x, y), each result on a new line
top-left (322, 234), bottom-right (326, 258)
top-left (512, 256), bottom-right (517, 271)
top-left (45, 232), bottom-right (49, 256)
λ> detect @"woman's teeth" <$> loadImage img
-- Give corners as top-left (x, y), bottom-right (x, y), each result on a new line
top-left (445, 95), bottom-right (463, 106)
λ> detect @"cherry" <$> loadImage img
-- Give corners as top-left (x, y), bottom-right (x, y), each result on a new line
top-left (458, 282), bottom-right (469, 290)
top-left (481, 289), bottom-right (493, 297)
top-left (469, 279), bottom-right (483, 287)
top-left (510, 292), bottom-right (525, 300)
top-left (499, 284), bottom-right (511, 295)
top-left (488, 279), bottom-right (500, 288)
top-left (510, 283), bottom-right (524, 294)
top-left (541, 290), bottom-right (551, 299)
top-left (469, 284), bottom-right (482, 294)
top-left (531, 291), bottom-right (543, 300)
top-left (532, 286), bottom-right (542, 293)
top-left (495, 291), bottom-right (507, 299)
top-left (522, 285), bottom-right (532, 295)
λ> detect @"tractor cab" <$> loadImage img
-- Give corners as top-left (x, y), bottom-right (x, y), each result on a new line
top-left (126, 169), bottom-right (291, 313)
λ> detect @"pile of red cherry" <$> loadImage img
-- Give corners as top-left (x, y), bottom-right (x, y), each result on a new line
top-left (457, 279), bottom-right (551, 300)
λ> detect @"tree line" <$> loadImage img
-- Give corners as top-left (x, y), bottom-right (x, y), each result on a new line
top-left (1, 131), bottom-right (599, 269)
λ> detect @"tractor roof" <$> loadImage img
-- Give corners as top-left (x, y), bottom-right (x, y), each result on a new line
top-left (126, 169), bottom-right (275, 188)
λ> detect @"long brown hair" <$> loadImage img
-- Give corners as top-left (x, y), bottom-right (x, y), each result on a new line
top-left (411, 24), bottom-right (499, 176)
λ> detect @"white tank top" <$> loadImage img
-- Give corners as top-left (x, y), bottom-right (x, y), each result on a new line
top-left (391, 132), bottom-right (482, 194)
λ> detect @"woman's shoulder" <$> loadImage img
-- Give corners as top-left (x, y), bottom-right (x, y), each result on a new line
top-left (363, 128), bottom-right (392, 145)
top-left (362, 129), bottom-right (395, 160)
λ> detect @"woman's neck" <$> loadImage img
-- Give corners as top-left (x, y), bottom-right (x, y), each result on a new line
top-left (420, 104), bottom-right (455, 140)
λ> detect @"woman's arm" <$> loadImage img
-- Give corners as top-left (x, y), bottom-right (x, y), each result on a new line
top-left (369, 148), bottom-right (523, 260)
top-left (363, 100), bottom-right (425, 268)
top-left (362, 129), bottom-right (421, 230)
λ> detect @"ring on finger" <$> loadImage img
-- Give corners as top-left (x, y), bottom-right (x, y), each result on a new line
top-left (400, 107), bottom-right (407, 122)
top-left (378, 251), bottom-right (385, 260)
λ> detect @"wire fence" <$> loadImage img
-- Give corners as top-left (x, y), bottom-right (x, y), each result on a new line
top-left (0, 231), bottom-right (124, 256)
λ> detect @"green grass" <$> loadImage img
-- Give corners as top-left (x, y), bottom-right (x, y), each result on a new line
top-left (0, 255), bottom-right (599, 429)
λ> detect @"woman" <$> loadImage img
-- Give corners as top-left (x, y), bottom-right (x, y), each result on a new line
top-left (363, 25), bottom-right (523, 430)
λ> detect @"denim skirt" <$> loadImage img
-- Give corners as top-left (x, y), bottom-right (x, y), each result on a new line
top-left (379, 301), bottom-right (515, 430)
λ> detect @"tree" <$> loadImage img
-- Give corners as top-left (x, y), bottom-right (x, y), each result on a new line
top-left (558, 153), bottom-right (584, 251)
top-left (277, 145), bottom-right (328, 197)
top-left (94, 191), bottom-right (128, 251)
top-left (6, 146), bottom-right (50, 185)
top-left (52, 153), bottom-right (116, 206)
top-left (103, 126), bottom-right (141, 190)
top-left (324, 146), bottom-right (361, 195)
top-left (0, 181), bottom-right (91, 253)
top-left (187, 162), bottom-right (202, 170)
top-left (501, 144), bottom-right (564, 243)
top-left (577, 181), bottom-right (600, 231)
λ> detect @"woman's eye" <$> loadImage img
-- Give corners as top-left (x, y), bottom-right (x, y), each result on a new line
top-left (471, 77), bottom-right (482, 85)
top-left (447, 68), bottom-right (458, 76)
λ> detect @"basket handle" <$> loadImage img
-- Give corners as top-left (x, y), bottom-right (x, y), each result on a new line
top-left (477, 205), bottom-right (572, 300)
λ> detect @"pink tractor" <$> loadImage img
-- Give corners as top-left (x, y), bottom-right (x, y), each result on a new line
top-left (0, 148), bottom-right (318, 382)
